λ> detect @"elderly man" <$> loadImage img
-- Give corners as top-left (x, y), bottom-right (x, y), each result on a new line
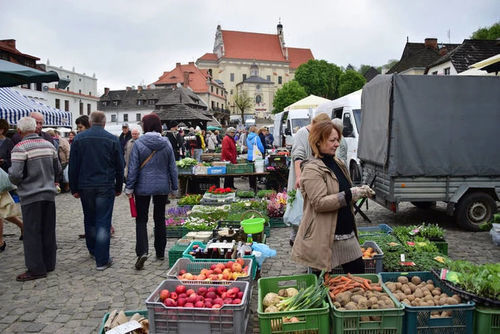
top-left (9, 117), bottom-right (61, 281)
top-left (124, 128), bottom-right (140, 178)
top-left (11, 112), bottom-right (54, 146)
top-left (221, 127), bottom-right (237, 189)
top-left (119, 123), bottom-right (132, 155)
top-left (69, 111), bottom-right (124, 271)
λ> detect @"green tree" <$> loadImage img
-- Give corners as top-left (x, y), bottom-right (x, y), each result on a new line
top-left (294, 59), bottom-right (342, 99)
top-left (358, 64), bottom-right (373, 76)
top-left (470, 22), bottom-right (500, 40)
top-left (233, 91), bottom-right (253, 123)
top-left (272, 80), bottom-right (307, 114)
top-left (338, 70), bottom-right (366, 97)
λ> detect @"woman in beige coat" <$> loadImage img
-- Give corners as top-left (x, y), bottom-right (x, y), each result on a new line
top-left (291, 120), bottom-right (374, 273)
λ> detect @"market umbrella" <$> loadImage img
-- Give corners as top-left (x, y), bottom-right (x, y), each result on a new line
top-left (0, 59), bottom-right (70, 88)
top-left (207, 125), bottom-right (222, 131)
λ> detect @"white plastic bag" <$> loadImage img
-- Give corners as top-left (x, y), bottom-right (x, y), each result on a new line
top-left (283, 190), bottom-right (303, 226)
top-left (0, 168), bottom-right (14, 193)
top-left (63, 165), bottom-right (69, 183)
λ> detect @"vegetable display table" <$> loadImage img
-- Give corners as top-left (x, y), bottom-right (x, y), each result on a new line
top-left (182, 172), bottom-right (270, 194)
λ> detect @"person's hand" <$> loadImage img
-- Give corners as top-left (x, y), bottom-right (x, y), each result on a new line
top-left (360, 185), bottom-right (375, 198)
top-left (126, 193), bottom-right (133, 199)
top-left (72, 192), bottom-right (80, 199)
top-left (350, 185), bottom-right (375, 202)
top-left (294, 176), bottom-right (301, 189)
top-left (171, 190), bottom-right (179, 197)
top-left (115, 191), bottom-right (122, 197)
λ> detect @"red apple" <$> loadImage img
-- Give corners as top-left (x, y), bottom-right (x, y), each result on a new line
top-left (206, 291), bottom-right (217, 299)
top-left (237, 292), bottom-right (244, 299)
top-left (179, 269), bottom-right (187, 275)
top-left (175, 285), bottom-right (186, 294)
top-left (159, 289), bottom-right (169, 301)
top-left (185, 302), bottom-right (194, 308)
top-left (194, 301), bottom-right (204, 308)
top-left (177, 298), bottom-right (187, 307)
top-left (187, 293), bottom-right (197, 304)
top-left (186, 289), bottom-right (195, 296)
top-left (169, 292), bottom-right (178, 300)
top-left (198, 287), bottom-right (207, 296)
top-left (212, 304), bottom-right (221, 309)
top-left (232, 298), bottom-right (242, 304)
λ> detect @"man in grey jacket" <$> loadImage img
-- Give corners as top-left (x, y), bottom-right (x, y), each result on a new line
top-left (9, 117), bottom-right (61, 281)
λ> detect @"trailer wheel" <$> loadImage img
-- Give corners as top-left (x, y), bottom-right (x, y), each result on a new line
top-left (455, 192), bottom-right (496, 231)
top-left (350, 162), bottom-right (362, 185)
top-left (411, 201), bottom-right (436, 209)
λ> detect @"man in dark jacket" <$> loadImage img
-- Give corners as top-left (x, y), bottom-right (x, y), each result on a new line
top-left (69, 111), bottom-right (124, 271)
top-left (119, 123), bottom-right (132, 155)
top-left (165, 121), bottom-right (181, 161)
top-left (221, 127), bottom-right (237, 189)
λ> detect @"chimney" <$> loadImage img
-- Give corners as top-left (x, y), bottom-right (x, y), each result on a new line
top-left (188, 61), bottom-right (194, 65)
top-left (425, 38), bottom-right (438, 49)
top-left (1, 39), bottom-right (16, 49)
top-left (176, 62), bottom-right (181, 68)
top-left (439, 46), bottom-right (448, 56)
top-left (104, 87), bottom-right (110, 95)
top-left (126, 86), bottom-right (131, 91)
top-left (183, 71), bottom-right (189, 88)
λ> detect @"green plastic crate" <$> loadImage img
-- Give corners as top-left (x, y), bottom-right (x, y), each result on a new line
top-left (331, 241), bottom-right (384, 274)
top-left (98, 310), bottom-right (147, 334)
top-left (258, 274), bottom-right (330, 334)
top-left (269, 217), bottom-right (287, 228)
top-left (431, 241), bottom-right (448, 255)
top-left (168, 243), bottom-right (189, 268)
top-left (474, 306), bottom-right (500, 334)
top-left (380, 271), bottom-right (475, 334)
top-left (166, 225), bottom-right (187, 238)
top-left (329, 273), bottom-right (404, 334)
top-left (182, 241), bottom-right (258, 279)
top-left (227, 163), bottom-right (254, 174)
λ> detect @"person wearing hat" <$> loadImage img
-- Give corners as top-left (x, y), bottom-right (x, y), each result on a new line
top-left (221, 127), bottom-right (237, 189)
top-left (166, 121), bottom-right (181, 161)
top-left (119, 123), bottom-right (132, 155)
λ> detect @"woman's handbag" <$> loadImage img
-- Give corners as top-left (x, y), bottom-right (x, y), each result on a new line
top-left (129, 196), bottom-right (137, 218)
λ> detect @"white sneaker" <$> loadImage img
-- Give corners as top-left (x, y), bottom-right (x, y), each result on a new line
top-left (96, 258), bottom-right (113, 271)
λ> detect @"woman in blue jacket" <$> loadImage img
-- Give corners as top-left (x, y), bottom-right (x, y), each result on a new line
top-left (125, 114), bottom-right (178, 270)
top-left (246, 126), bottom-right (265, 190)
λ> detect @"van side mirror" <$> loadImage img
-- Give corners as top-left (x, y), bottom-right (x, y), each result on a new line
top-left (285, 128), bottom-right (291, 136)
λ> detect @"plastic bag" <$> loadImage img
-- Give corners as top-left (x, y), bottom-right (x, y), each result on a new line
top-left (283, 190), bottom-right (303, 226)
top-left (251, 242), bottom-right (277, 267)
top-left (63, 165), bottom-right (69, 183)
top-left (0, 168), bottom-right (14, 193)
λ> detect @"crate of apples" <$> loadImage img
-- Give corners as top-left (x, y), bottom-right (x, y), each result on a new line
top-left (158, 284), bottom-right (246, 309)
top-left (173, 258), bottom-right (251, 281)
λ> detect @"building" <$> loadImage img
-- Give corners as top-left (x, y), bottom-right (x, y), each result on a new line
top-left (235, 63), bottom-right (274, 119)
top-left (387, 38), bottom-right (460, 75)
top-left (153, 62), bottom-right (228, 124)
top-left (41, 62), bottom-right (99, 126)
top-left (425, 39), bottom-right (500, 75)
top-left (196, 23), bottom-right (314, 118)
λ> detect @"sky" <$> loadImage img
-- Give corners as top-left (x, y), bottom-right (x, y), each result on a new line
top-left (1, 0), bottom-right (498, 94)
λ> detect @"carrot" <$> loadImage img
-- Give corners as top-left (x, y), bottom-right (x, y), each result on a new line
top-left (363, 280), bottom-right (372, 290)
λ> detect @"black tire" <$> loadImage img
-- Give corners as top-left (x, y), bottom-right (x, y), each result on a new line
top-left (411, 201), bottom-right (436, 209)
top-left (350, 162), bottom-right (362, 185)
top-left (455, 192), bottom-right (496, 231)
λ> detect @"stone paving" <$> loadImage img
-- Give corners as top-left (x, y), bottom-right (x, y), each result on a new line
top-left (0, 185), bottom-right (498, 333)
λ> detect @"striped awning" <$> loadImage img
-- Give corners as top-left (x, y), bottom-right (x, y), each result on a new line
top-left (0, 87), bottom-right (71, 127)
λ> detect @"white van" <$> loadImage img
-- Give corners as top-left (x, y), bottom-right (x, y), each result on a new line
top-left (315, 89), bottom-right (362, 183)
top-left (273, 109), bottom-right (312, 148)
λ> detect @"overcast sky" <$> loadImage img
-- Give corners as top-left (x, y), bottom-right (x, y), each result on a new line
top-left (1, 0), bottom-right (498, 93)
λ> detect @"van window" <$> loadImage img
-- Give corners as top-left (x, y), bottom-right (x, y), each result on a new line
top-left (353, 109), bottom-right (361, 132)
top-left (343, 113), bottom-right (354, 137)
top-left (291, 118), bottom-right (310, 134)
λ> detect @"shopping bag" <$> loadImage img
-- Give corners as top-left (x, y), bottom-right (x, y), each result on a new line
top-left (63, 165), bottom-right (69, 183)
top-left (252, 137), bottom-right (262, 160)
top-left (129, 197), bottom-right (137, 218)
top-left (283, 190), bottom-right (303, 226)
top-left (0, 168), bottom-right (14, 193)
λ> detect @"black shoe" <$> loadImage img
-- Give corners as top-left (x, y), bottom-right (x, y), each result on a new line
top-left (156, 256), bottom-right (165, 261)
top-left (289, 240), bottom-right (294, 247)
top-left (135, 254), bottom-right (148, 270)
top-left (0, 241), bottom-right (5, 252)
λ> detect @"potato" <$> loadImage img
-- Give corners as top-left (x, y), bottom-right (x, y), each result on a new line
top-left (427, 280), bottom-right (434, 285)
top-left (452, 294), bottom-right (461, 303)
top-left (386, 282), bottom-right (396, 292)
top-left (447, 297), bottom-right (458, 305)
top-left (411, 276), bottom-right (422, 285)
top-left (414, 288), bottom-right (424, 298)
top-left (333, 301), bottom-right (342, 308)
top-left (423, 290), bottom-right (432, 296)
top-left (371, 303), bottom-right (380, 309)
top-left (402, 299), bottom-right (410, 305)
top-left (406, 294), bottom-right (415, 302)
top-left (345, 302), bottom-right (358, 310)
top-left (395, 282), bottom-right (403, 290)
top-left (360, 316), bottom-right (371, 322)
top-left (424, 294), bottom-right (433, 302)
top-left (431, 289), bottom-right (442, 296)
top-left (408, 282), bottom-right (417, 292)
top-left (397, 276), bottom-right (409, 284)
top-left (369, 296), bottom-right (378, 305)
top-left (358, 302), bottom-right (368, 310)
top-left (402, 286), bottom-right (412, 295)
top-left (371, 316), bottom-right (381, 321)
top-left (411, 299), bottom-right (419, 306)
top-left (441, 311), bottom-right (452, 317)
top-left (438, 298), bottom-right (447, 306)
top-left (351, 295), bottom-right (363, 304)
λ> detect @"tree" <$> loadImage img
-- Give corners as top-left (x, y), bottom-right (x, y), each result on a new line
top-left (470, 22), bottom-right (500, 40)
top-left (294, 59), bottom-right (342, 99)
top-left (272, 80), bottom-right (307, 114)
top-left (233, 91), bottom-right (253, 123)
top-left (382, 59), bottom-right (399, 72)
top-left (338, 70), bottom-right (366, 97)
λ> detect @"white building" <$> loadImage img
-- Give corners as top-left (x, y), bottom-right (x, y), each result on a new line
top-left (42, 61), bottom-right (99, 128)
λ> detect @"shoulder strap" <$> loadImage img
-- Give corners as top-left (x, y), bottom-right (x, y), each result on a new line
top-left (140, 150), bottom-right (156, 169)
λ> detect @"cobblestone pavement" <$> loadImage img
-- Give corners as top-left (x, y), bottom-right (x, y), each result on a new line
top-left (0, 186), bottom-right (498, 333)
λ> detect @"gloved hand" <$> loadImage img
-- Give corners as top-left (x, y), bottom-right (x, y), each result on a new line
top-left (350, 185), bottom-right (375, 201)
top-left (360, 185), bottom-right (375, 197)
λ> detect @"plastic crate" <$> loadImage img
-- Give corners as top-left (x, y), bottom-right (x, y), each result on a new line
top-left (168, 243), bottom-right (189, 268)
top-left (193, 165), bottom-right (208, 175)
top-left (331, 241), bottom-right (384, 274)
top-left (431, 241), bottom-right (448, 255)
top-left (207, 166), bottom-right (226, 175)
top-left (177, 167), bottom-right (193, 175)
top-left (258, 274), bottom-right (330, 334)
top-left (268, 155), bottom-right (288, 167)
top-left (328, 273), bottom-right (404, 334)
top-left (167, 257), bottom-right (253, 283)
top-left (358, 224), bottom-right (394, 235)
top-left (98, 310), bottom-right (148, 334)
top-left (269, 217), bottom-right (286, 228)
top-left (146, 279), bottom-right (250, 334)
top-left (474, 306), bottom-right (500, 334)
top-left (380, 271), bottom-right (475, 334)
top-left (226, 163), bottom-right (254, 174)
top-left (166, 225), bottom-right (187, 239)
top-left (182, 241), bottom-right (258, 279)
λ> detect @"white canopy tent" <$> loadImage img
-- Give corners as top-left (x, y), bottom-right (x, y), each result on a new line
top-left (284, 94), bottom-right (331, 111)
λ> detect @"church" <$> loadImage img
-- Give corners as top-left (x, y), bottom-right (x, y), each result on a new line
top-left (196, 23), bottom-right (314, 119)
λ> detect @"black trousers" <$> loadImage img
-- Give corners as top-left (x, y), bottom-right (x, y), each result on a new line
top-left (223, 176), bottom-right (234, 188)
top-left (135, 194), bottom-right (167, 258)
top-left (21, 201), bottom-right (57, 275)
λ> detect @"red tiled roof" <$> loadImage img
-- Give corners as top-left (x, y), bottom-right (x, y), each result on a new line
top-left (153, 63), bottom-right (224, 95)
top-left (221, 30), bottom-right (286, 62)
top-left (198, 53), bottom-right (218, 61)
top-left (0, 40), bottom-right (39, 60)
top-left (287, 47), bottom-right (314, 69)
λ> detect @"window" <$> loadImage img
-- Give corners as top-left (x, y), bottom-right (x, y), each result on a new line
top-left (79, 89), bottom-right (81, 94)
top-left (55, 99), bottom-right (60, 109)
top-left (256, 85), bottom-right (260, 90)
top-left (230, 89), bottom-right (233, 95)
top-left (242, 74), bottom-right (247, 81)
top-left (67, 87), bottom-right (70, 92)
top-left (136, 113), bottom-right (141, 121)
top-left (278, 76), bottom-right (282, 84)
top-left (432, 71), bottom-right (438, 75)
top-left (137, 100), bottom-right (143, 105)
top-left (111, 114), bottom-right (117, 122)
top-left (64, 100), bottom-right (69, 111)
top-left (102, 101), bottom-right (109, 107)
top-left (113, 100), bottom-right (120, 106)
top-left (87, 104), bottom-right (91, 115)
top-left (36, 83), bottom-right (42, 91)
top-left (230, 73), bottom-right (234, 82)
top-left (444, 67), bottom-right (450, 75)
top-left (123, 114), bottom-right (128, 122)
top-left (211, 86), bottom-right (213, 93)
top-left (256, 95), bottom-right (262, 104)
top-left (148, 99), bottom-right (156, 105)
top-left (267, 75), bottom-right (271, 81)
top-left (79, 102), bottom-right (83, 115)
top-left (211, 101), bottom-right (215, 109)
top-left (216, 88), bottom-right (219, 95)
top-left (89, 91), bottom-right (92, 96)
top-left (217, 102), bottom-right (219, 109)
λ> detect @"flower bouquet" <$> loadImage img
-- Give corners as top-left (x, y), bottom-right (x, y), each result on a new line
top-left (267, 191), bottom-right (287, 218)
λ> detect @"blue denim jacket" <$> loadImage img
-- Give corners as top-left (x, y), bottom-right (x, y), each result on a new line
top-left (69, 125), bottom-right (124, 194)
top-left (125, 132), bottom-right (178, 196)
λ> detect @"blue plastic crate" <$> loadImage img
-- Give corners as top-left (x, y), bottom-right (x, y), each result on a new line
top-left (380, 271), bottom-right (475, 334)
top-left (207, 166), bottom-right (226, 175)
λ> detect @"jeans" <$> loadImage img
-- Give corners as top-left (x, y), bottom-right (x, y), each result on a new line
top-left (79, 188), bottom-right (115, 267)
top-left (135, 194), bottom-right (168, 258)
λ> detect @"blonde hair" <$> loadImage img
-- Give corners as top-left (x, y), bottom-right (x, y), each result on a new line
top-left (249, 126), bottom-right (257, 133)
top-left (309, 120), bottom-right (341, 158)
top-left (312, 112), bottom-right (330, 125)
